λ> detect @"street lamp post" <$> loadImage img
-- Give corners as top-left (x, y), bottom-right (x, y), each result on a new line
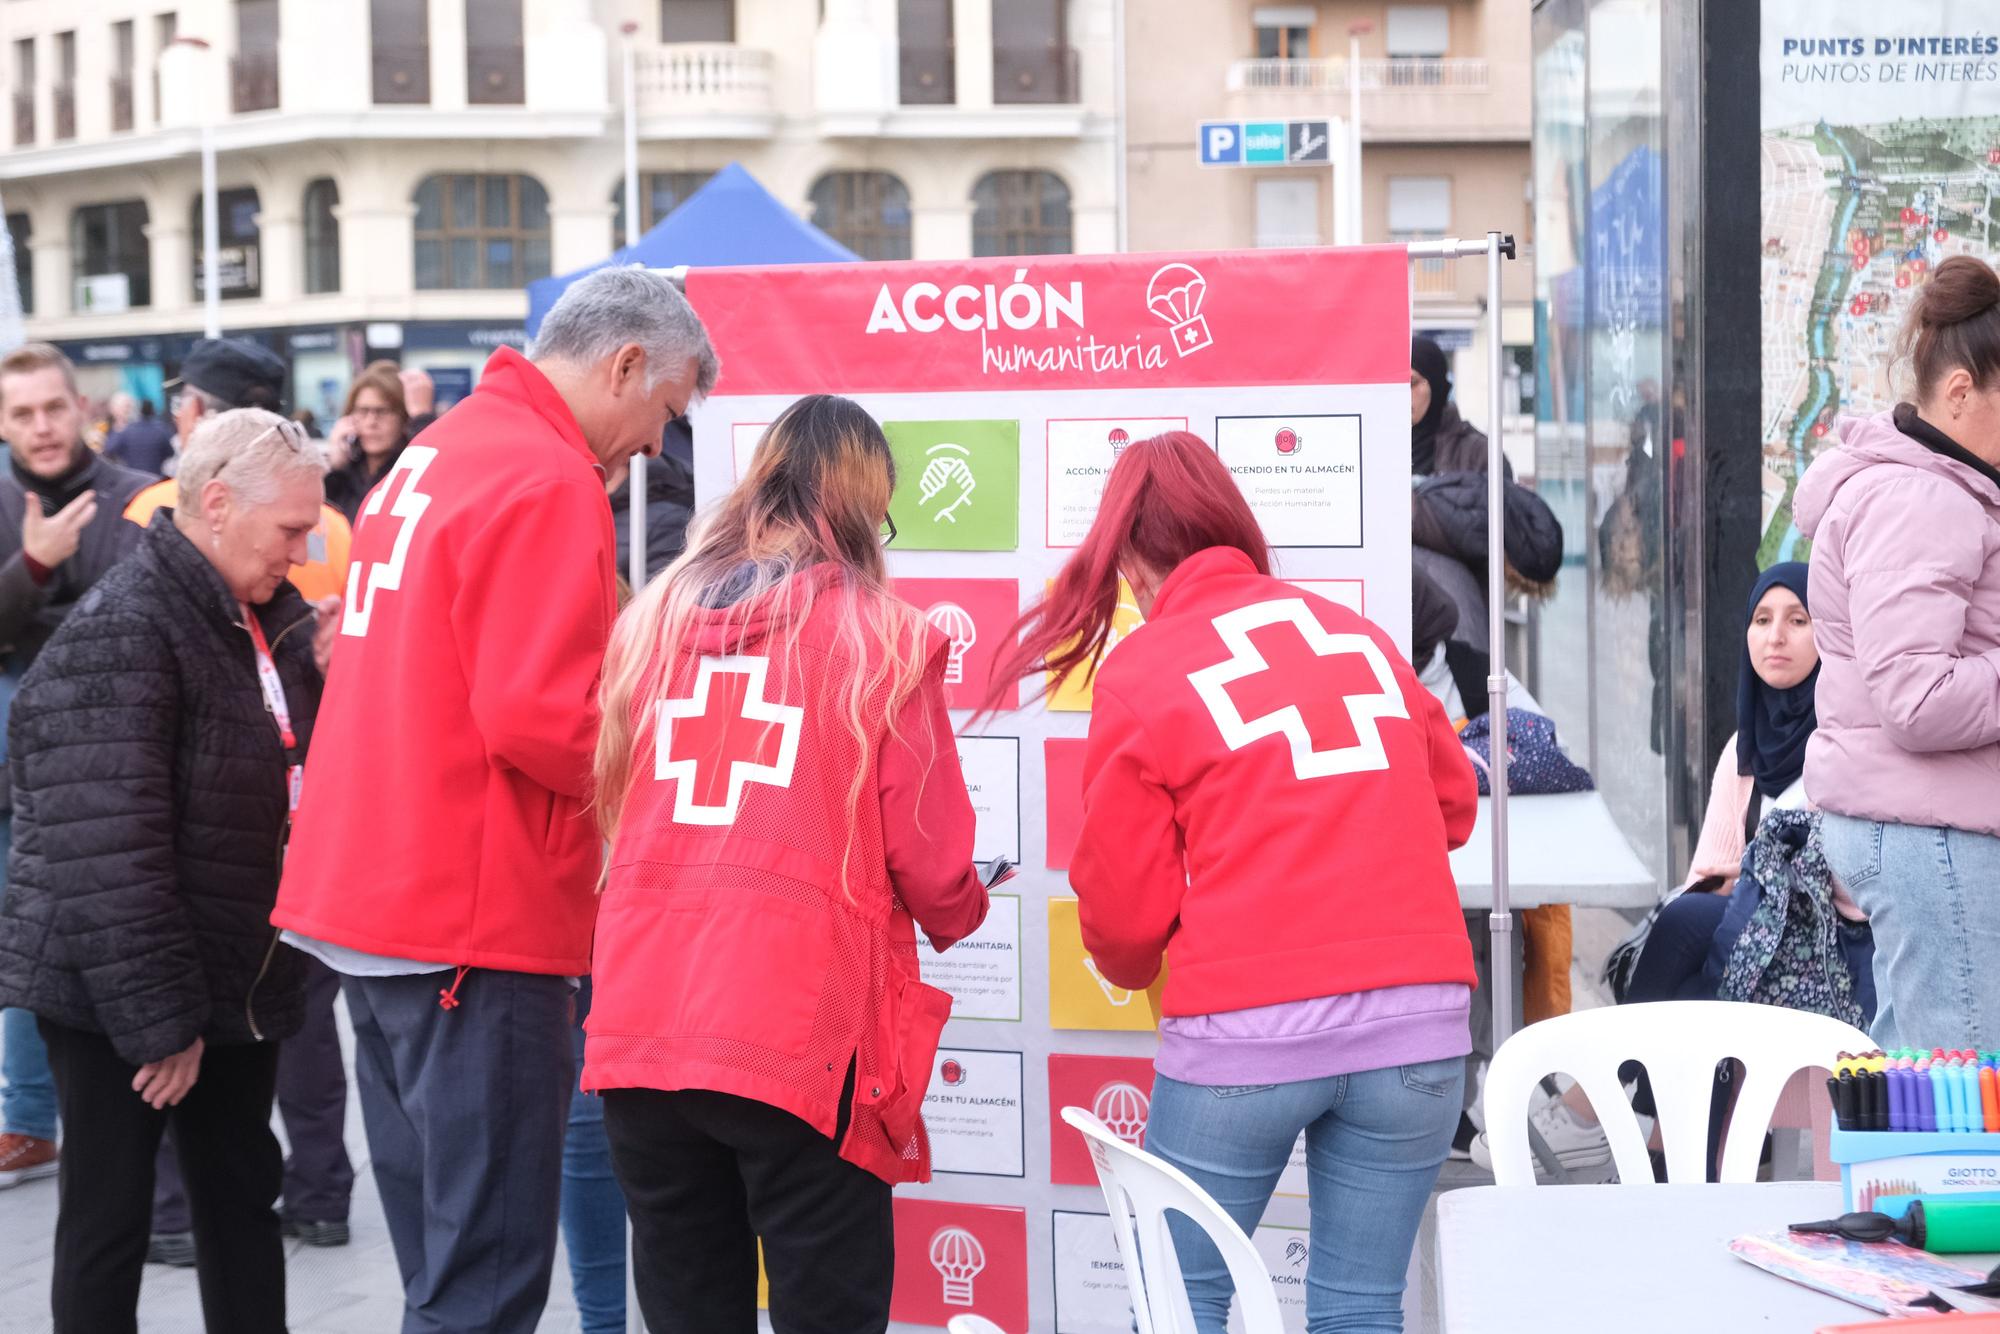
top-left (620, 21), bottom-right (647, 594)
top-left (167, 36), bottom-right (222, 338)
top-left (1347, 22), bottom-right (1371, 249)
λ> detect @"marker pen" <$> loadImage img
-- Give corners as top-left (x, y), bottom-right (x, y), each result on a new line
top-left (1925, 1058), bottom-right (1946, 1133)
top-left (1963, 1059), bottom-right (1983, 1133)
top-left (1946, 1058), bottom-right (1966, 1133)
top-left (1981, 1059), bottom-right (1998, 1133)
top-left (1889, 1064), bottom-right (1907, 1133)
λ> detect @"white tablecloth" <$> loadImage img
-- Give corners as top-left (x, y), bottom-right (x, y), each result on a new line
top-left (1438, 1182), bottom-right (1997, 1332)
top-left (1451, 792), bottom-right (1657, 910)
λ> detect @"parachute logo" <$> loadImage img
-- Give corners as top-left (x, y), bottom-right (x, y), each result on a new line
top-left (1092, 1081), bottom-right (1150, 1145)
top-left (929, 1226), bottom-right (987, 1306)
top-left (1146, 262), bottom-right (1213, 357)
top-left (925, 602), bottom-right (978, 685)
top-left (1108, 426), bottom-right (1130, 459)
top-left (919, 442), bottom-right (977, 523)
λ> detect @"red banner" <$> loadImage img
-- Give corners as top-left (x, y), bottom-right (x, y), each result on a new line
top-left (685, 246), bottom-right (1411, 397)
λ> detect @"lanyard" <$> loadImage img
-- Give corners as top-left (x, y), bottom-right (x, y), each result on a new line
top-left (243, 607), bottom-right (303, 815)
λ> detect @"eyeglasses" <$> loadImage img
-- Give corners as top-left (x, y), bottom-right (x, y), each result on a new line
top-left (211, 416), bottom-right (317, 483)
top-left (880, 514), bottom-right (897, 548)
top-left (351, 406), bottom-right (401, 421)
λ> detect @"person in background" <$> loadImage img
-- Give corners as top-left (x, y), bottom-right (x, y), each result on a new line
top-left (103, 395), bottom-right (176, 478)
top-left (272, 267), bottom-right (716, 1334)
top-left (0, 344), bottom-right (152, 1193)
top-left (1801, 253), bottom-right (2000, 1052)
top-left (0, 407), bottom-right (337, 1334)
top-left (399, 366), bottom-right (440, 436)
top-left (321, 361), bottom-right (413, 523)
top-left (587, 394), bottom-right (988, 1334)
top-left (290, 408), bottom-right (321, 439)
top-left (122, 336), bottom-right (354, 1266)
top-left (556, 414), bottom-right (699, 1334)
top-left (989, 432), bottom-right (1476, 1333)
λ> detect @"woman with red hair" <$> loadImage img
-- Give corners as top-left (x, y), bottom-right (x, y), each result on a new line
top-left (989, 432), bottom-right (1477, 1333)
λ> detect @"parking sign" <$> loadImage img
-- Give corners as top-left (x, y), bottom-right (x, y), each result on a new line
top-left (1199, 122), bottom-right (1241, 165)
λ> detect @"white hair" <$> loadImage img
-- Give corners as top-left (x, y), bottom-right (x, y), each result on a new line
top-left (178, 407), bottom-right (327, 507)
top-left (528, 266), bottom-right (720, 398)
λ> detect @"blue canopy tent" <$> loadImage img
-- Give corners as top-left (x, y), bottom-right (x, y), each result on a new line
top-left (524, 162), bottom-right (857, 337)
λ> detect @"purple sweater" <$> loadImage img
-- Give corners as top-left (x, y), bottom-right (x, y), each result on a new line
top-left (1156, 984), bottom-right (1472, 1086)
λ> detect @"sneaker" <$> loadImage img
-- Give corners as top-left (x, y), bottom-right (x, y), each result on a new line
top-left (0, 1133), bottom-right (58, 1187)
top-left (1469, 1102), bottom-right (1614, 1174)
top-left (147, 1232), bottom-right (197, 1268)
top-left (1447, 1111), bottom-right (1479, 1162)
top-left (282, 1217), bottom-right (350, 1248)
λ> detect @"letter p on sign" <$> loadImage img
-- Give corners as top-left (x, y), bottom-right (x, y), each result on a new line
top-left (1200, 122), bottom-right (1241, 165)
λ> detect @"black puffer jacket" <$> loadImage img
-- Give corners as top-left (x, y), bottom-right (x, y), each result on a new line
top-left (0, 512), bottom-right (318, 1065)
top-left (1412, 471), bottom-right (1565, 585)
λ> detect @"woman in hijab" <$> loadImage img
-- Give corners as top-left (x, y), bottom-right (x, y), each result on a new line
top-left (1410, 336), bottom-right (1489, 476)
top-left (1625, 562), bottom-right (1824, 1002)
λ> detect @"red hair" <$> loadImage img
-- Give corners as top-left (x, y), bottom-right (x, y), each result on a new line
top-left (983, 431), bottom-right (1270, 714)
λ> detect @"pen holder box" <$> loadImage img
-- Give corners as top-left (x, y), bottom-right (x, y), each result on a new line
top-left (1830, 1128), bottom-right (2000, 1212)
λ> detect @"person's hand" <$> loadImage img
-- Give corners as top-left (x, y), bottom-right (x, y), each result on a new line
top-left (133, 1037), bottom-right (203, 1109)
top-left (324, 418), bottom-right (357, 469)
top-left (311, 595), bottom-right (342, 674)
top-left (21, 492), bottom-right (98, 569)
top-left (399, 368), bottom-right (435, 418)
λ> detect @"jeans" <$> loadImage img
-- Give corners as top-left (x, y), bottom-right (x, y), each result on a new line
top-left (1, 805), bottom-right (59, 1143)
top-left (1823, 813), bottom-right (2000, 1051)
top-left (1146, 1059), bottom-right (1464, 1334)
top-left (40, 1020), bottom-right (284, 1334)
top-left (346, 968), bottom-right (574, 1334)
top-left (561, 979), bottom-right (627, 1334)
top-left (1626, 890), bottom-right (1729, 1004)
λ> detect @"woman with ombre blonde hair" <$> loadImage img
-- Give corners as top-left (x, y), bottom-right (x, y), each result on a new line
top-left (583, 393), bottom-right (989, 1334)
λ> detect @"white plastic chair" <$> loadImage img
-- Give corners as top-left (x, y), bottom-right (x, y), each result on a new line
top-left (946, 1317), bottom-right (1012, 1334)
top-left (1481, 1000), bottom-right (1873, 1186)
top-left (1061, 1106), bottom-right (1286, 1334)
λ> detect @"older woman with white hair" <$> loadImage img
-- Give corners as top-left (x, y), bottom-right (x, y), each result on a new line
top-left (0, 407), bottom-right (338, 1334)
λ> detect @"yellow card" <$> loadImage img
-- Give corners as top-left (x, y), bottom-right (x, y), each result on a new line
top-left (1045, 579), bottom-right (1145, 712)
top-left (757, 1241), bottom-right (768, 1308)
top-left (1047, 897), bottom-right (1163, 1030)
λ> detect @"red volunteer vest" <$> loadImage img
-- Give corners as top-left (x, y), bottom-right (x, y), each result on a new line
top-left (583, 568), bottom-right (957, 1186)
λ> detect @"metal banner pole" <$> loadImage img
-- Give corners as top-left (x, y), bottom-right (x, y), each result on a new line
top-left (1484, 230), bottom-right (1516, 1049)
top-left (623, 31), bottom-right (648, 594)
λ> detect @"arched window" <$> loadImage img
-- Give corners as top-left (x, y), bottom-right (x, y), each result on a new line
top-left (303, 179), bottom-right (340, 295)
top-left (413, 173), bottom-right (550, 290)
top-left (188, 187), bottom-right (262, 300)
top-left (971, 170), bottom-right (1071, 257)
top-left (808, 172), bottom-right (911, 262)
top-left (609, 170), bottom-right (715, 248)
top-left (70, 199), bottom-right (151, 310)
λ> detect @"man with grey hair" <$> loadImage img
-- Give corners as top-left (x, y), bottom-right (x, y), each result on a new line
top-left (272, 266), bottom-right (717, 1334)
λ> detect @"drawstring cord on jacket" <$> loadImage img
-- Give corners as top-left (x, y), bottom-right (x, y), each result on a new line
top-left (438, 966), bottom-right (471, 1011)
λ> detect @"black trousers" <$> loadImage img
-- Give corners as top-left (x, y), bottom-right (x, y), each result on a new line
top-left (157, 954), bottom-right (354, 1230)
top-left (38, 1019), bottom-right (285, 1334)
top-left (603, 1086), bottom-right (893, 1334)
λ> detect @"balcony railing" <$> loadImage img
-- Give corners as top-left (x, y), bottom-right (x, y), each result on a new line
top-left (1227, 56), bottom-right (1490, 93)
top-left (52, 84), bottom-right (75, 140)
top-left (373, 45), bottom-right (431, 104)
top-left (231, 51), bottom-right (279, 113)
top-left (633, 44), bottom-right (774, 119)
top-left (467, 43), bottom-right (525, 105)
top-left (110, 73), bottom-right (134, 132)
top-left (13, 91), bottom-right (33, 146)
top-left (994, 43), bottom-right (1078, 104)
top-left (900, 43), bottom-right (955, 105)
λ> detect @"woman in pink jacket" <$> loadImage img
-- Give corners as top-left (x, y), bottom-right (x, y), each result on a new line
top-left (1798, 255), bottom-right (2000, 1052)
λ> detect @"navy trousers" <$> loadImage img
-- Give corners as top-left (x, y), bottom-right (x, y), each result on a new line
top-left (345, 969), bottom-right (575, 1334)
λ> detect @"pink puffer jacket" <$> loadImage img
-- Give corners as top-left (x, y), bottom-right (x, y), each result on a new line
top-left (1796, 408), bottom-right (2000, 836)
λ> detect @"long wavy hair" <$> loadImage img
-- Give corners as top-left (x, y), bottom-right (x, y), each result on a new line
top-left (982, 431), bottom-right (1271, 714)
top-left (594, 395), bottom-right (934, 886)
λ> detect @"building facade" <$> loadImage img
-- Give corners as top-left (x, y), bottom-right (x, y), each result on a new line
top-left (1122, 0), bottom-right (1533, 452)
top-left (0, 0), bottom-right (1117, 416)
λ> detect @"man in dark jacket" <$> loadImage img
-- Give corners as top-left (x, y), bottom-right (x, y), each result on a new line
top-left (0, 344), bottom-right (152, 1192)
top-left (102, 397), bottom-right (176, 477)
top-left (608, 420), bottom-right (695, 584)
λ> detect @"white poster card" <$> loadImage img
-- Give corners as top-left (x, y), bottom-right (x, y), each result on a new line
top-left (919, 893), bottom-right (1022, 1022)
top-left (925, 1048), bottom-right (1025, 1177)
top-left (955, 736), bottom-right (1022, 864)
top-left (1051, 1211), bottom-right (1132, 1334)
top-left (1214, 414), bottom-right (1364, 548)
top-left (1044, 416), bottom-right (1190, 547)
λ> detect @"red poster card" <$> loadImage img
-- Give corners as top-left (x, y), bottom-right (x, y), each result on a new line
top-left (1043, 737), bottom-right (1086, 870)
top-left (1048, 1053), bottom-right (1157, 1186)
top-left (893, 578), bottom-right (1021, 713)
top-left (889, 1197), bottom-right (1029, 1330)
